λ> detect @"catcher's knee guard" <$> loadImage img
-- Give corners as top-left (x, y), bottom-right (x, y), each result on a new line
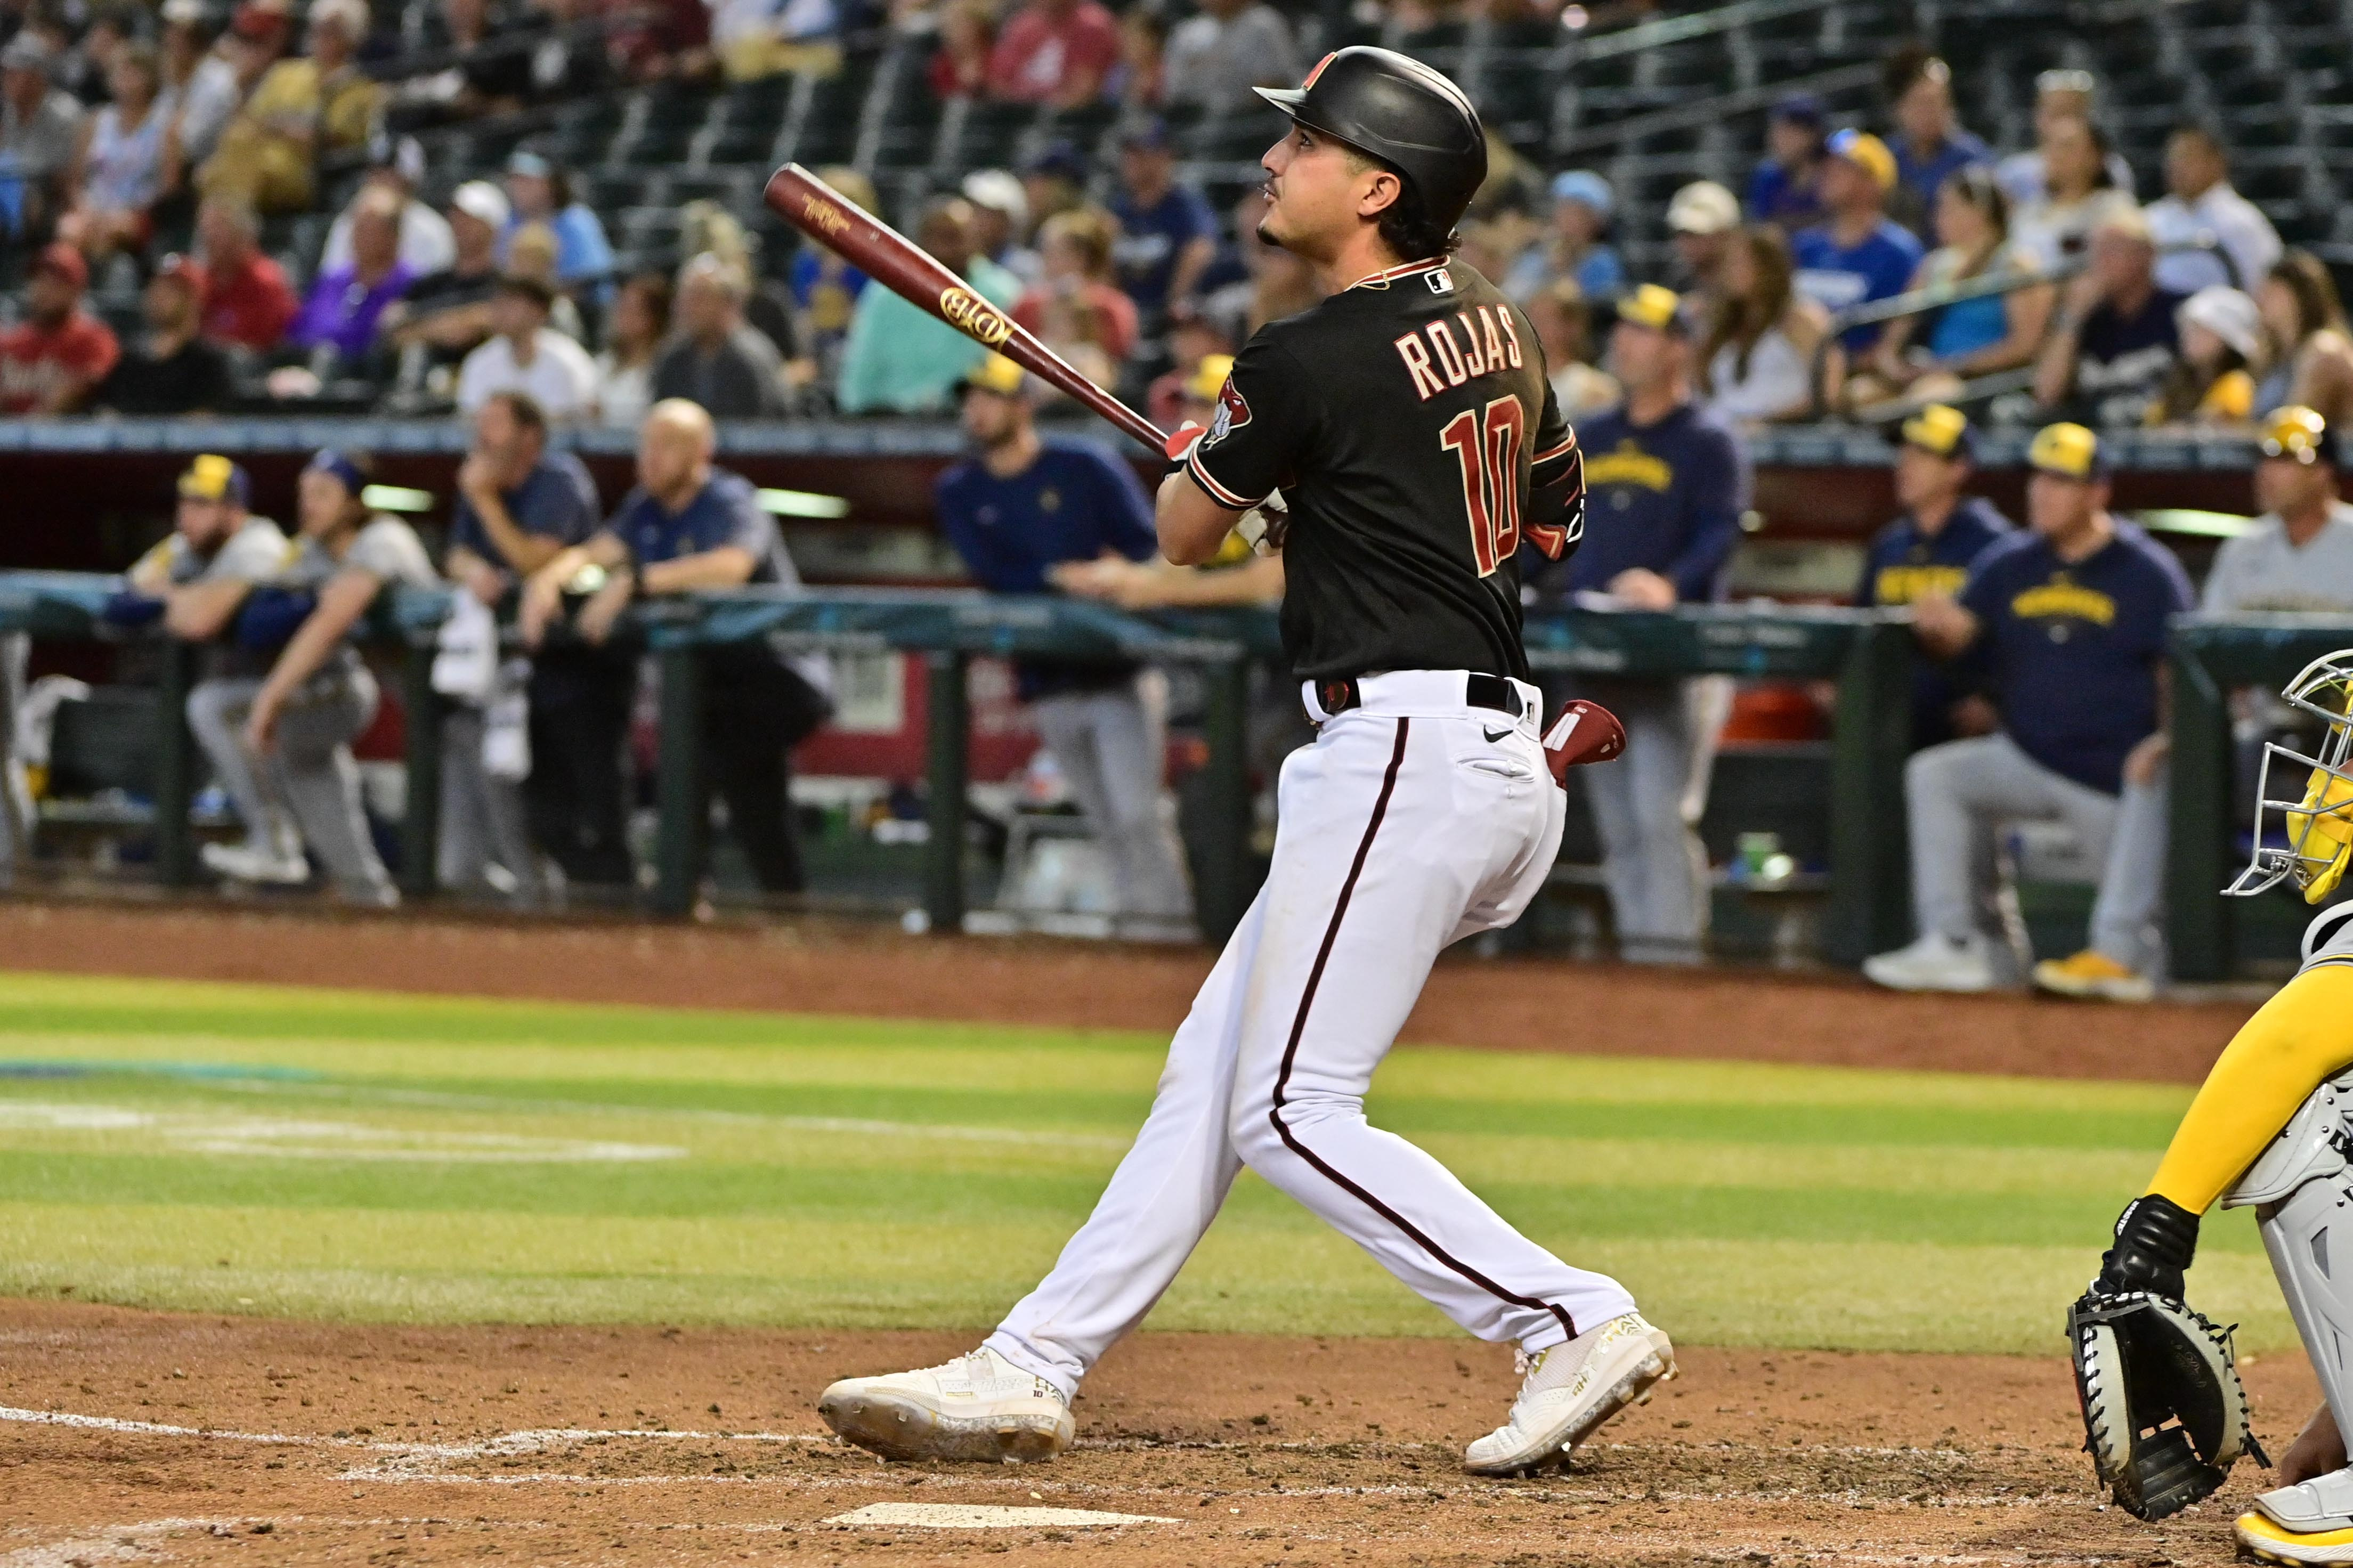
top-left (2228, 1071), bottom-right (2353, 1471)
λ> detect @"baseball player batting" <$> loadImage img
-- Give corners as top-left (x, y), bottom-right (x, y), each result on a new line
top-left (818, 46), bottom-right (1672, 1475)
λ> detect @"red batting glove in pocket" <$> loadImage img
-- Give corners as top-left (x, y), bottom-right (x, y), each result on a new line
top-left (1541, 700), bottom-right (1626, 789)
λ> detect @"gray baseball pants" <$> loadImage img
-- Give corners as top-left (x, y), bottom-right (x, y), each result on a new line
top-left (437, 706), bottom-right (540, 903)
top-left (1906, 731), bottom-right (2165, 973)
top-left (1030, 671), bottom-right (1193, 921)
top-left (1571, 675), bottom-right (1731, 960)
top-left (187, 671), bottom-right (394, 904)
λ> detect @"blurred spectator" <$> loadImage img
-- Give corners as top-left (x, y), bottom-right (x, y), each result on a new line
top-left (2008, 115), bottom-right (2136, 270)
top-left (1020, 140), bottom-right (1090, 241)
top-left (678, 197), bottom-right (801, 365)
top-left (1745, 94), bottom-right (1825, 229)
top-left (1, 34), bottom-right (84, 236)
top-left (127, 456), bottom-right (296, 876)
top-left (2202, 406), bottom-right (2353, 613)
top-left (1144, 299), bottom-right (1230, 427)
top-left (414, 0), bottom-right (534, 117)
top-left (937, 354), bottom-right (1192, 925)
top-left (1884, 49), bottom-right (1990, 229)
top-left (1112, 6), bottom-right (1163, 110)
top-left (1016, 207), bottom-right (1137, 370)
top-left (0, 243), bottom-right (115, 413)
top-left (1852, 404), bottom-right (2013, 750)
top-left (1504, 170), bottom-right (1625, 305)
top-left (58, 7), bottom-right (133, 108)
top-left (1527, 286), bottom-right (1747, 962)
top-left (788, 166), bottom-right (873, 377)
top-left (1665, 180), bottom-right (1739, 314)
top-left (1994, 69), bottom-right (2136, 208)
top-left (1162, 0), bottom-right (1297, 114)
top-left (526, 0), bottom-right (617, 101)
top-left (1865, 166), bottom-right (2048, 395)
top-left (1109, 120), bottom-right (1217, 330)
top-left (166, 2), bottom-right (280, 177)
top-left (712, 0), bottom-right (842, 83)
top-left (928, 0), bottom-right (992, 96)
top-left (195, 194), bottom-right (299, 352)
top-left (652, 253), bottom-right (786, 418)
top-left (613, 0), bottom-right (713, 81)
top-left (521, 399), bottom-right (832, 895)
top-left (196, 0), bottom-right (380, 215)
top-left (320, 136), bottom-right (457, 277)
top-left (378, 180), bottom-right (507, 376)
top-left (1791, 131), bottom-right (1922, 356)
top-left (58, 40), bottom-right (166, 265)
top-left (2147, 285), bottom-right (2262, 427)
top-left (500, 151), bottom-right (613, 302)
top-left (157, 1), bottom-right (236, 176)
top-left (443, 391), bottom-right (602, 897)
top-left (2033, 210), bottom-right (2182, 426)
top-left (1699, 225), bottom-right (1830, 426)
top-left (2146, 124), bottom-right (2281, 297)
top-left (1865, 424), bottom-right (2190, 999)
top-left (92, 252), bottom-right (232, 414)
top-left (288, 188), bottom-right (414, 367)
top-left (1526, 278), bottom-right (1619, 420)
top-left (2256, 252), bottom-right (2353, 426)
top-left (456, 274), bottom-right (597, 419)
top-left (505, 221), bottom-right (588, 342)
top-left (220, 449), bottom-right (439, 905)
top-left (593, 271), bottom-right (670, 426)
top-left (837, 196), bottom-right (1019, 413)
top-left (987, 0), bottom-right (1117, 107)
top-left (962, 168), bottom-right (1037, 283)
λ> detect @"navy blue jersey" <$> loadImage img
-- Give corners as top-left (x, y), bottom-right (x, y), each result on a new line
top-left (1539, 400), bottom-right (1746, 604)
top-left (606, 468), bottom-right (794, 585)
top-left (1959, 521), bottom-right (2194, 793)
top-left (1856, 495), bottom-right (2015, 748)
top-left (449, 451), bottom-right (601, 571)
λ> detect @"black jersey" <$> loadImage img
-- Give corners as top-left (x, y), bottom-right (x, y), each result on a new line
top-left (1185, 255), bottom-right (1584, 682)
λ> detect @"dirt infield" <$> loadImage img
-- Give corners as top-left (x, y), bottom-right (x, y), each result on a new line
top-left (0, 1301), bottom-right (2306, 1566)
top-left (0, 898), bottom-right (2261, 1083)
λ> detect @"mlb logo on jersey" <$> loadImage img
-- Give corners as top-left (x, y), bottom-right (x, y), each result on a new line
top-left (1426, 267), bottom-right (1453, 294)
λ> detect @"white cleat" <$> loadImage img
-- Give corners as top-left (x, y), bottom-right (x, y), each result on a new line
top-left (817, 1347), bottom-right (1074, 1464)
top-left (1861, 931), bottom-right (1996, 993)
top-left (201, 836), bottom-right (310, 886)
top-left (1463, 1311), bottom-right (1676, 1477)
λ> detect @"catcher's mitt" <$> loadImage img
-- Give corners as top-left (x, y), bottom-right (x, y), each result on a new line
top-left (2068, 1288), bottom-right (2264, 1519)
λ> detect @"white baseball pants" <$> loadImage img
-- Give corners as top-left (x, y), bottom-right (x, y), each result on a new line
top-left (986, 671), bottom-right (1641, 1400)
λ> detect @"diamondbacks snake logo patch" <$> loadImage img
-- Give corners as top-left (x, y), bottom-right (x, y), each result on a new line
top-left (1204, 378), bottom-right (1251, 447)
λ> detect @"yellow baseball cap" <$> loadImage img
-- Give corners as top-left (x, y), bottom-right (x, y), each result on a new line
top-left (2028, 421), bottom-right (2107, 482)
top-left (1182, 353), bottom-right (1234, 404)
top-left (176, 453), bottom-right (248, 504)
top-left (1613, 282), bottom-right (1689, 336)
top-left (1828, 128), bottom-right (1898, 193)
top-left (959, 353), bottom-right (1026, 397)
top-left (2260, 404), bottom-right (2334, 466)
top-left (1898, 403), bottom-right (1972, 460)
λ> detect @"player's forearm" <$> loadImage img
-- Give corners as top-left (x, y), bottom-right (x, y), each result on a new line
top-left (2146, 965), bottom-right (2353, 1214)
top-left (164, 579), bottom-right (253, 640)
top-left (1154, 471), bottom-right (1240, 566)
top-left (257, 575), bottom-right (377, 709)
top-left (640, 547), bottom-right (757, 594)
top-left (473, 494), bottom-right (563, 574)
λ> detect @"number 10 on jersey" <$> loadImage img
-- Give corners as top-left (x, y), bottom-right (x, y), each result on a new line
top-left (1440, 395), bottom-right (1526, 576)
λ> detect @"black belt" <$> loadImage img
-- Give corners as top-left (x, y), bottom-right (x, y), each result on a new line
top-left (1313, 673), bottom-right (1524, 719)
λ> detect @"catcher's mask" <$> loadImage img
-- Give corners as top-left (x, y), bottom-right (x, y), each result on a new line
top-left (2227, 648), bottom-right (2353, 904)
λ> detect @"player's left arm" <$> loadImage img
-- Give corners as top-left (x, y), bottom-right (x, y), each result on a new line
top-left (1524, 377), bottom-right (1583, 562)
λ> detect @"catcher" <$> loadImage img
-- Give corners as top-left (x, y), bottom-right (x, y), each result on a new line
top-left (2071, 647), bottom-right (2353, 1559)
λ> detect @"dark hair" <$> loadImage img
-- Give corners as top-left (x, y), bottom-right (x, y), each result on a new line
top-left (1882, 44), bottom-right (1950, 104)
top-left (2170, 120), bottom-right (2226, 158)
top-left (1701, 225), bottom-right (1795, 388)
top-left (1937, 164), bottom-right (2009, 273)
top-left (1342, 145), bottom-right (1460, 263)
top-left (624, 269), bottom-right (673, 338)
top-left (2271, 250), bottom-right (2350, 343)
top-left (485, 389), bottom-right (548, 436)
top-left (495, 272), bottom-right (557, 310)
top-left (2153, 342), bottom-right (2250, 424)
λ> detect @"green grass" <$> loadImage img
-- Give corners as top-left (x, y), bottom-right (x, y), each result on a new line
top-left (0, 970), bottom-right (2288, 1355)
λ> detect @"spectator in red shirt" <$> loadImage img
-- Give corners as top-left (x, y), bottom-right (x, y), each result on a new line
top-left (1012, 207), bottom-right (1137, 368)
top-left (0, 242), bottom-right (119, 413)
top-left (195, 194), bottom-right (298, 352)
top-left (986, 0), bottom-right (1117, 107)
top-left (928, 0), bottom-right (992, 99)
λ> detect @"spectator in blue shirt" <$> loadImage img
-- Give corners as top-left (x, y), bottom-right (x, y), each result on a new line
top-left (1864, 423), bottom-right (2194, 999)
top-left (936, 354), bottom-right (1192, 927)
top-left (1504, 170), bottom-right (1626, 307)
top-left (444, 389), bottom-right (603, 899)
top-left (1851, 403), bottom-right (2014, 749)
top-left (1792, 130), bottom-right (1924, 356)
top-left (1745, 94), bottom-right (1827, 230)
top-left (1108, 119), bottom-right (1219, 336)
top-left (519, 399), bottom-right (831, 895)
top-left (499, 151), bottom-right (613, 304)
top-left (1528, 285), bottom-right (1749, 961)
top-left (1885, 49), bottom-right (1992, 232)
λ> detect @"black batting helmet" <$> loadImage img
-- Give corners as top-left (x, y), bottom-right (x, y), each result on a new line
top-left (1255, 47), bottom-right (1487, 236)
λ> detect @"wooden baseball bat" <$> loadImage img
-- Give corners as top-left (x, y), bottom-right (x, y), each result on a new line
top-left (763, 163), bottom-right (1166, 453)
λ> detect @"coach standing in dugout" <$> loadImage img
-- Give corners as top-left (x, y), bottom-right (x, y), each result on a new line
top-left (520, 399), bottom-right (832, 898)
top-left (936, 352), bottom-right (1194, 930)
top-left (1528, 283), bottom-right (1748, 963)
top-left (441, 390), bottom-right (603, 898)
top-left (1853, 404), bottom-right (2014, 750)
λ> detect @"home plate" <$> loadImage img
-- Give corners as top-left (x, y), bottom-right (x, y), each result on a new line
top-left (823, 1504), bottom-right (1178, 1530)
